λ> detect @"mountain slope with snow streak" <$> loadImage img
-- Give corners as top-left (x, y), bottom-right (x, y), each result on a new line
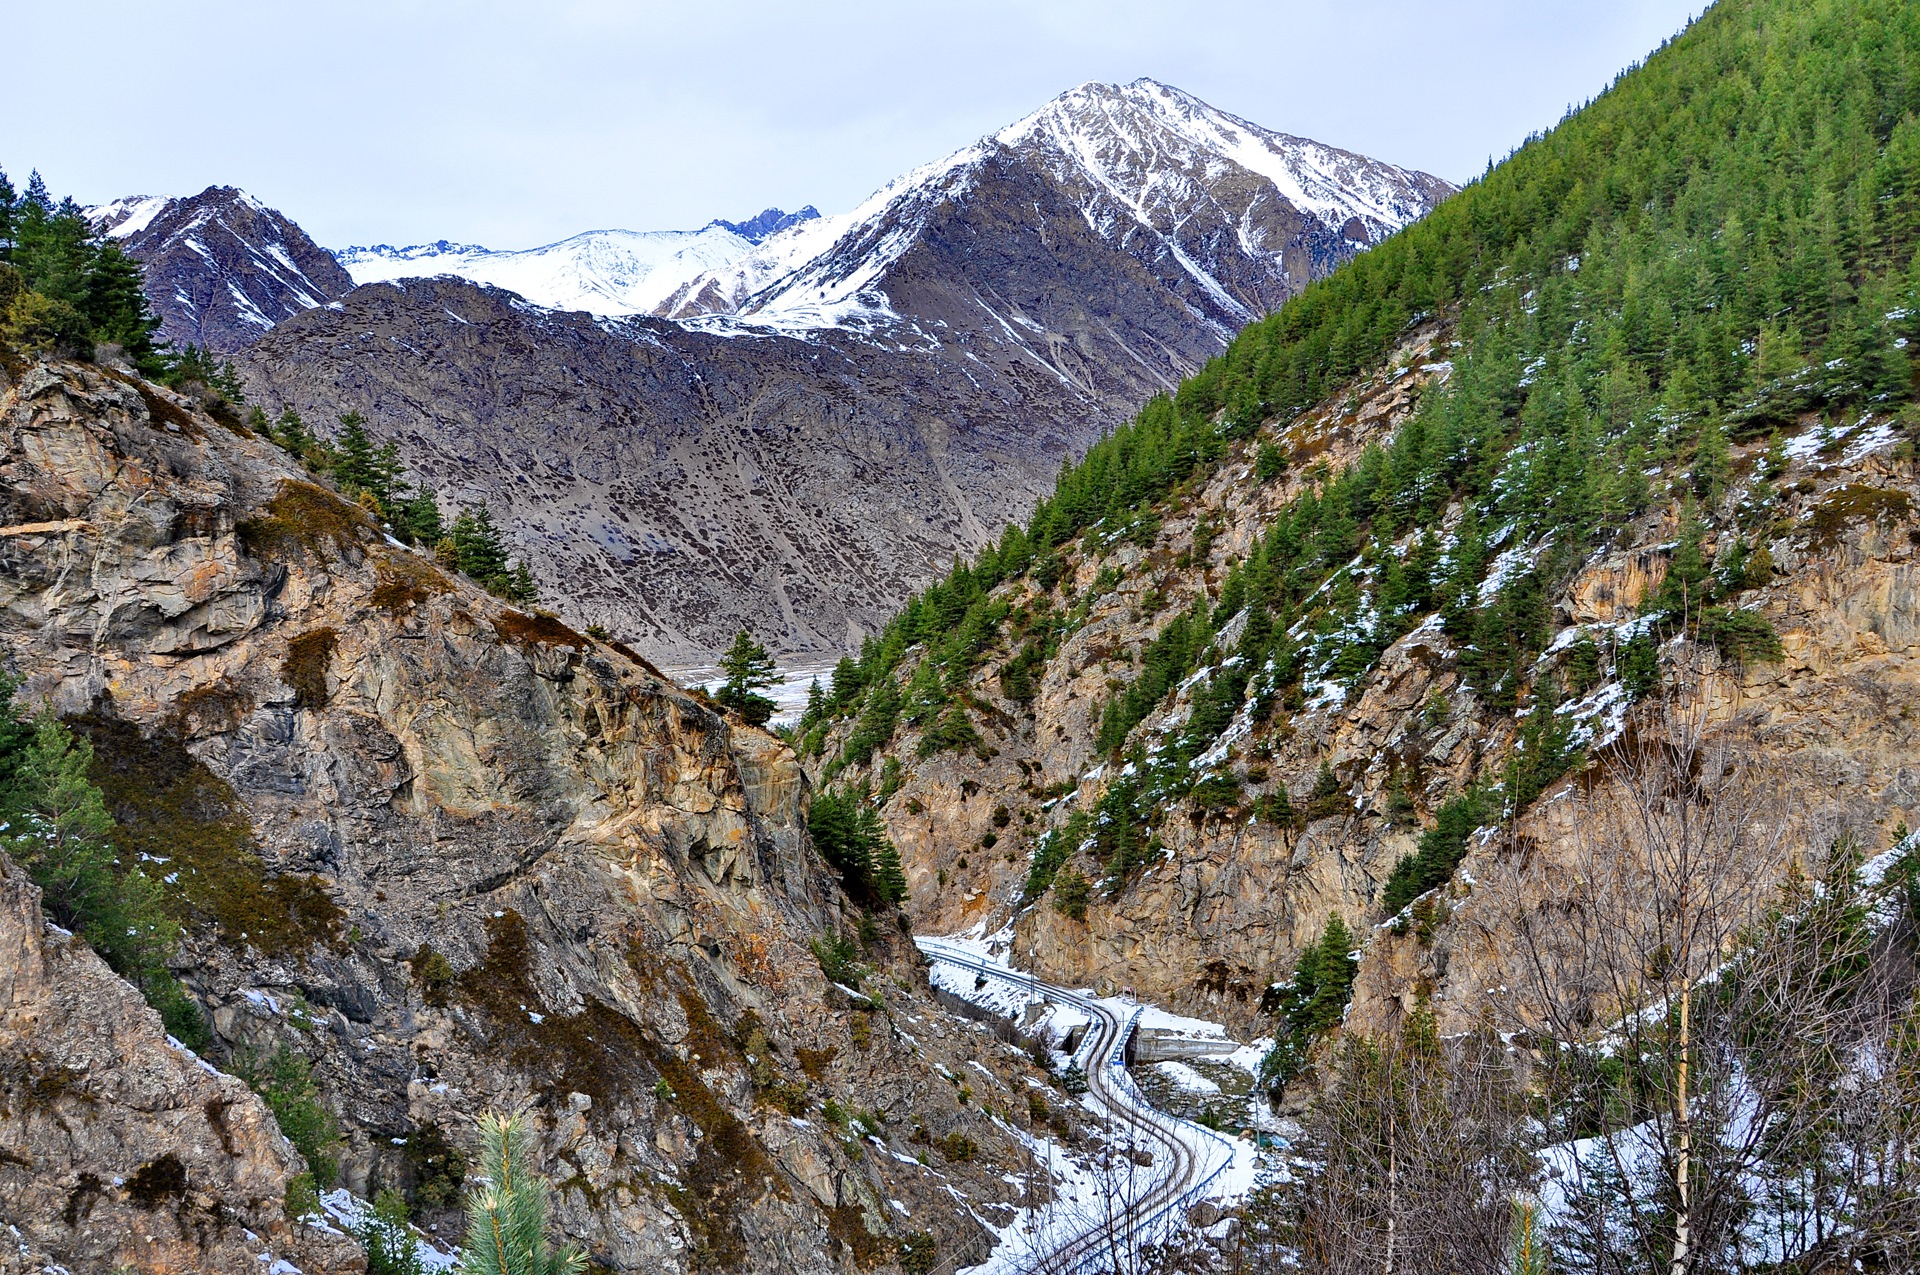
top-left (87, 186), bottom-right (355, 353)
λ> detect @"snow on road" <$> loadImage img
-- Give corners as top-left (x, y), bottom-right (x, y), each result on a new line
top-left (917, 936), bottom-right (1264, 1272)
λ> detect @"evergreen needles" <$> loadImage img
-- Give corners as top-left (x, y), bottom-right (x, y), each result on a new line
top-left (454, 1111), bottom-right (584, 1275)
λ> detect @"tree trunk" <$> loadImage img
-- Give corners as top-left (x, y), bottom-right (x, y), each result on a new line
top-left (1670, 986), bottom-right (1691, 1275)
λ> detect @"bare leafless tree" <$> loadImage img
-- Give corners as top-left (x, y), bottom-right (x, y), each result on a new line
top-left (1482, 661), bottom-right (1920, 1271)
top-left (1226, 1008), bottom-right (1530, 1275)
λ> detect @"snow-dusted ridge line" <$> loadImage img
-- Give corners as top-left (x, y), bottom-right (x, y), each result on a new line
top-left (335, 225), bottom-right (763, 318)
top-left (311, 78), bottom-right (1445, 336)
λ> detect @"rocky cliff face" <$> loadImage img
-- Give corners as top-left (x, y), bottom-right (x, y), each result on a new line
top-left (819, 328), bottom-right (1920, 1040)
top-left (0, 357), bottom-right (1071, 1272)
top-left (0, 850), bottom-right (363, 1275)
top-left (89, 187), bottom-right (355, 355)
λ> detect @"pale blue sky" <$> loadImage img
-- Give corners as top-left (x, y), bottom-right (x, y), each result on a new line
top-left (5, 1), bottom-right (1707, 250)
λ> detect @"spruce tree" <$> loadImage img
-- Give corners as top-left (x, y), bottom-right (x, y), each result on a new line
top-left (505, 563), bottom-right (538, 605)
top-left (370, 441), bottom-right (409, 512)
top-left (450, 507), bottom-right (512, 588)
top-left (454, 1111), bottom-right (585, 1275)
top-left (356, 1188), bottom-right (424, 1275)
top-left (333, 412), bottom-right (380, 497)
top-left (716, 629), bottom-right (778, 726)
top-left (399, 488), bottom-right (444, 546)
top-left (274, 408), bottom-right (315, 457)
top-left (1260, 913), bottom-right (1359, 1095)
top-left (0, 167), bottom-right (15, 259)
top-left (873, 830), bottom-right (908, 905)
top-left (0, 710), bottom-right (194, 1039)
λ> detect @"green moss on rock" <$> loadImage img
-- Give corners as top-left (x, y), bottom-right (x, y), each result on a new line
top-left (73, 713), bottom-right (344, 956)
top-left (237, 480), bottom-right (378, 563)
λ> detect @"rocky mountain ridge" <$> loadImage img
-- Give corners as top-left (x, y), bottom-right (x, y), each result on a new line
top-left (88, 188), bottom-right (355, 355)
top-left (655, 78), bottom-right (1451, 331)
top-left (0, 354), bottom-right (1076, 1273)
top-left (96, 79), bottom-right (1450, 662)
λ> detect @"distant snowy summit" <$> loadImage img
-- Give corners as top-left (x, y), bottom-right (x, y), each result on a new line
top-left (651, 77), bottom-right (1452, 331)
top-left (332, 207), bottom-right (820, 319)
top-left (313, 79), bottom-right (1447, 331)
top-left (88, 80), bottom-right (1449, 352)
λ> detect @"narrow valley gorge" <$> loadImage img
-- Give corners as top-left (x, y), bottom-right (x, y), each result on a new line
top-left (0, 361), bottom-right (1079, 1273)
top-left (8, 0), bottom-right (1920, 1269)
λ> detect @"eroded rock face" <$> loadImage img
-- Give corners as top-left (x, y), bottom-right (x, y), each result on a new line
top-left (0, 851), bottom-right (364, 1275)
top-left (821, 329), bottom-right (1920, 1042)
top-left (0, 359), bottom-right (1054, 1272)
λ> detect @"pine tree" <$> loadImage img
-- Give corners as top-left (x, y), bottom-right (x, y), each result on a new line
top-left (454, 1111), bottom-right (585, 1275)
top-left (504, 563), bottom-right (538, 605)
top-left (333, 412), bottom-right (380, 498)
top-left (0, 710), bottom-right (193, 1039)
top-left (370, 441), bottom-right (410, 512)
top-left (873, 830), bottom-right (908, 905)
top-left (0, 167), bottom-right (16, 259)
top-left (1260, 913), bottom-right (1359, 1095)
top-left (450, 507), bottom-right (512, 588)
top-left (274, 408), bottom-right (315, 457)
top-left (3, 716), bottom-right (119, 932)
top-left (356, 1188), bottom-right (424, 1275)
top-left (716, 629), bottom-right (778, 726)
top-left (1061, 1061), bottom-right (1089, 1095)
top-left (398, 488), bottom-right (444, 546)
top-left (80, 240), bottom-right (163, 371)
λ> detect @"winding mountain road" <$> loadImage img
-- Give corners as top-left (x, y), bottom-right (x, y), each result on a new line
top-left (916, 937), bottom-right (1238, 1274)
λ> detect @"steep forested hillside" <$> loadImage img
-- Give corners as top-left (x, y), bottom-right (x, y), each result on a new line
top-left (791, 2), bottom-right (1920, 1262)
top-left (806, 0), bottom-right (1920, 775)
top-left (802, 0), bottom-right (1920, 896)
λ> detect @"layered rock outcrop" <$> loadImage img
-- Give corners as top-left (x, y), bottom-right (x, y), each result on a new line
top-left (0, 357), bottom-right (1061, 1272)
top-left (0, 850), bottom-right (363, 1275)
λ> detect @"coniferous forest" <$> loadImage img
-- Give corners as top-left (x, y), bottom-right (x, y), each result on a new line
top-left (802, 0), bottom-right (1920, 853)
top-left (796, 0), bottom-right (1920, 1266)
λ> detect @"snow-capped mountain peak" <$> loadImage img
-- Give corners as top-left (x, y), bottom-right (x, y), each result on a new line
top-left (998, 78), bottom-right (1446, 243)
top-left (89, 194), bottom-right (176, 241)
top-left (660, 78), bottom-right (1452, 331)
top-left (83, 186), bottom-right (355, 353)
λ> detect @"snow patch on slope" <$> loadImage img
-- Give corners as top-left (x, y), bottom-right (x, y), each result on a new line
top-left (89, 194), bottom-right (173, 240)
